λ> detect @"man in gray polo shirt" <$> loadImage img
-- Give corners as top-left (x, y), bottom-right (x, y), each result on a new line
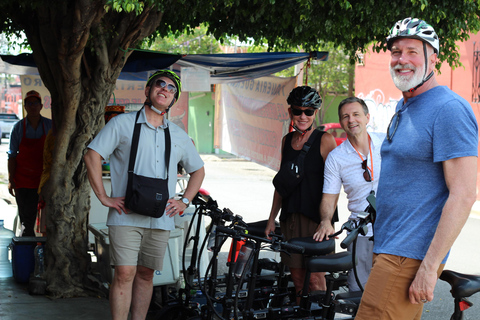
top-left (84, 70), bottom-right (205, 320)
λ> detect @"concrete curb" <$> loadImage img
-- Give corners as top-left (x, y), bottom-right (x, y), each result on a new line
top-left (200, 153), bottom-right (248, 162)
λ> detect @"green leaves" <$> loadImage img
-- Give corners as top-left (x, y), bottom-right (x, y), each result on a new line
top-left (105, 0), bottom-right (145, 15)
top-left (1, 0), bottom-right (480, 70)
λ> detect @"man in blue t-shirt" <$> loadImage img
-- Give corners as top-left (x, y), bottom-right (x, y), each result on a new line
top-left (356, 18), bottom-right (478, 320)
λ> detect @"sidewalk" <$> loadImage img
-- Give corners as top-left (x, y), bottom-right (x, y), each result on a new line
top-left (0, 276), bottom-right (111, 320)
top-left (0, 183), bottom-right (113, 320)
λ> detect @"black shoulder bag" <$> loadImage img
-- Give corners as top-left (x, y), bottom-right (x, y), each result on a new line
top-left (272, 129), bottom-right (320, 198)
top-left (125, 111), bottom-right (171, 218)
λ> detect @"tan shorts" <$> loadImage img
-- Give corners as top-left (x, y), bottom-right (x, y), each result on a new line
top-left (280, 212), bottom-right (319, 268)
top-left (108, 226), bottom-right (170, 271)
top-left (356, 253), bottom-right (445, 320)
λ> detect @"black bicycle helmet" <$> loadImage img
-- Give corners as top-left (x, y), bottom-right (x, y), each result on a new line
top-left (287, 86), bottom-right (322, 109)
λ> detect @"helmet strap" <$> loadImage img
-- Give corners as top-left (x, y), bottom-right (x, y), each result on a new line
top-left (144, 86), bottom-right (176, 116)
top-left (407, 42), bottom-right (433, 93)
top-left (291, 123), bottom-right (312, 136)
top-left (151, 105), bottom-right (168, 116)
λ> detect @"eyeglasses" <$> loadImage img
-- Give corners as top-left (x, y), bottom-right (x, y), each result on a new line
top-left (153, 79), bottom-right (177, 94)
top-left (362, 159), bottom-right (372, 182)
top-left (387, 110), bottom-right (402, 141)
top-left (291, 107), bottom-right (315, 116)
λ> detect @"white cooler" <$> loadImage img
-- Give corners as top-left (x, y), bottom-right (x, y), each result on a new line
top-left (88, 223), bottom-right (181, 286)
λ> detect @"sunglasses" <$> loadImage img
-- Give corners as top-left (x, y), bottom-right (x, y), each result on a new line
top-left (362, 159), bottom-right (372, 182)
top-left (386, 111), bottom-right (400, 141)
top-left (153, 79), bottom-right (177, 94)
top-left (291, 107), bottom-right (315, 116)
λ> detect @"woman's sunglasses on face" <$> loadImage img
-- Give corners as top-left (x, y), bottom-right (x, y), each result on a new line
top-left (291, 107), bottom-right (315, 116)
top-left (153, 79), bottom-right (177, 94)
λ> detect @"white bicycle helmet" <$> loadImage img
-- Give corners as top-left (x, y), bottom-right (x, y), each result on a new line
top-left (387, 17), bottom-right (439, 92)
top-left (387, 17), bottom-right (439, 54)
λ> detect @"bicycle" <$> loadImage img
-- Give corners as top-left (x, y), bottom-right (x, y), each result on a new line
top-left (151, 190), bottom-right (249, 319)
top-left (440, 270), bottom-right (480, 320)
top-left (203, 192), bottom-right (376, 320)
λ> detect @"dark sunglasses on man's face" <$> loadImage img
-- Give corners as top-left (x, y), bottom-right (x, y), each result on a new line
top-left (291, 107), bottom-right (315, 116)
top-left (153, 79), bottom-right (177, 94)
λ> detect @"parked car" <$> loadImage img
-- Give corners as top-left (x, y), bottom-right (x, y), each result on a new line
top-left (319, 123), bottom-right (347, 146)
top-left (0, 113), bottom-right (20, 139)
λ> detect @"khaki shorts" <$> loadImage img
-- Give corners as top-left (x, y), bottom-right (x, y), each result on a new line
top-left (109, 226), bottom-right (170, 271)
top-left (356, 253), bottom-right (445, 320)
top-left (280, 212), bottom-right (319, 268)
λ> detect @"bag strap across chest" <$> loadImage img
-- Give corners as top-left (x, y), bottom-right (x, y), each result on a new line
top-left (127, 109), bottom-right (171, 181)
top-left (295, 128), bottom-right (321, 164)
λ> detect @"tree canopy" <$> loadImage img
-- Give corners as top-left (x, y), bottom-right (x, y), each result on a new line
top-left (0, 0), bottom-right (479, 298)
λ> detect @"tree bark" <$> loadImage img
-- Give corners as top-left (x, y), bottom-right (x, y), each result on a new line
top-left (9, 2), bottom-right (163, 298)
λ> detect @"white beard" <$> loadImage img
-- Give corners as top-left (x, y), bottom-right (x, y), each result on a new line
top-left (389, 63), bottom-right (424, 92)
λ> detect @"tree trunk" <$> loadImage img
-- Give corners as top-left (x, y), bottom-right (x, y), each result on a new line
top-left (9, 2), bottom-right (163, 298)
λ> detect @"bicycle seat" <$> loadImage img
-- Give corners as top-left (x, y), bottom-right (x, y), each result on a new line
top-left (307, 251), bottom-right (354, 273)
top-left (246, 220), bottom-right (281, 237)
top-left (440, 270), bottom-right (480, 298)
top-left (287, 237), bottom-right (335, 256)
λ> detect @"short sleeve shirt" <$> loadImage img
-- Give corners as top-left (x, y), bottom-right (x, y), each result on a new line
top-left (8, 116), bottom-right (53, 159)
top-left (323, 131), bottom-right (385, 236)
top-left (374, 86), bottom-right (478, 262)
top-left (87, 108), bottom-right (204, 230)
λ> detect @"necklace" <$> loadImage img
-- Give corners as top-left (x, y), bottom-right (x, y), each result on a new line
top-left (294, 133), bottom-right (307, 147)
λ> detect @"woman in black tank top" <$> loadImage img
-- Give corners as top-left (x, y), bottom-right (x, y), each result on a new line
top-left (265, 86), bottom-right (337, 303)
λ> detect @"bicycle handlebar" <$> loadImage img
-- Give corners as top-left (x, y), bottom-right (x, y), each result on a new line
top-left (216, 225), bottom-right (237, 236)
top-left (280, 242), bottom-right (305, 254)
top-left (340, 227), bottom-right (360, 249)
top-left (216, 225), bottom-right (304, 254)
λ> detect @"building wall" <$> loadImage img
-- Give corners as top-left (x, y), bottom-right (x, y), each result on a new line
top-left (1, 84), bottom-right (21, 115)
top-left (188, 92), bottom-right (215, 153)
top-left (355, 35), bottom-right (480, 199)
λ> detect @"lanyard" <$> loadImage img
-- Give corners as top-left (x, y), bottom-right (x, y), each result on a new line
top-left (352, 134), bottom-right (374, 181)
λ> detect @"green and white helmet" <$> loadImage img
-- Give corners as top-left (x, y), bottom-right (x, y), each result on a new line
top-left (386, 17), bottom-right (439, 54)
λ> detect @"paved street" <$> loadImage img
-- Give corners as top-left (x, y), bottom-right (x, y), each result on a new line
top-left (1, 141), bottom-right (480, 319)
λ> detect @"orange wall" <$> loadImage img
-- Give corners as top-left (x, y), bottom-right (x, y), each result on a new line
top-left (356, 35), bottom-right (480, 200)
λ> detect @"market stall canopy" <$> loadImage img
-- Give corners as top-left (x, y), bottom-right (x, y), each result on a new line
top-left (177, 51), bottom-right (328, 83)
top-left (0, 50), bottom-right (328, 83)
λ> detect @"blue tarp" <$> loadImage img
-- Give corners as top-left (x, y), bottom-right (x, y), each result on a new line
top-left (0, 50), bottom-right (328, 83)
top-left (178, 51), bottom-right (328, 83)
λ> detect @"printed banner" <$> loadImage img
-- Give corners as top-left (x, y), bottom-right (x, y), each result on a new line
top-left (214, 76), bottom-right (296, 171)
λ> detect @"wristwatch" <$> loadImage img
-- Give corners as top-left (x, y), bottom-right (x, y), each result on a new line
top-left (181, 197), bottom-right (190, 208)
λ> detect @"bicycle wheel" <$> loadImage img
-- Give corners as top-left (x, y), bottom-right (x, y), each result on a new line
top-left (150, 304), bottom-right (198, 320)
